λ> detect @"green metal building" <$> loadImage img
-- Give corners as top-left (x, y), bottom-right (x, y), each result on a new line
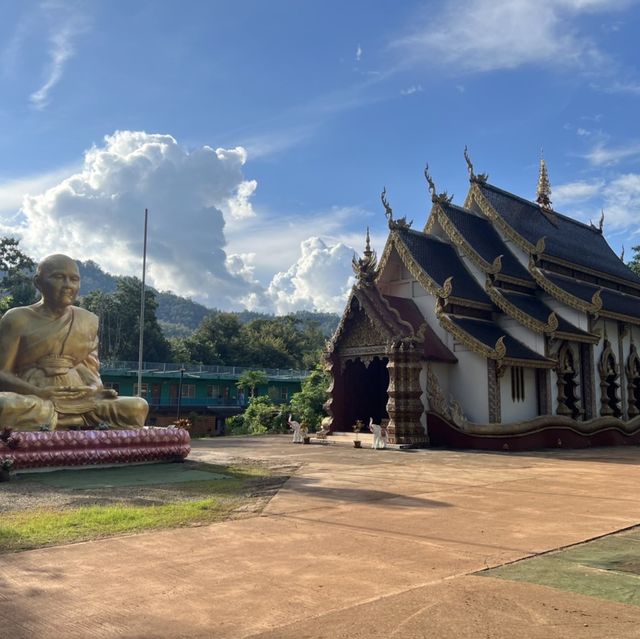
top-left (100, 361), bottom-right (308, 435)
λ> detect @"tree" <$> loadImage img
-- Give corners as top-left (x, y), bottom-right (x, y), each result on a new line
top-left (236, 369), bottom-right (268, 398)
top-left (81, 276), bottom-right (170, 362)
top-left (628, 246), bottom-right (640, 277)
top-left (288, 364), bottom-right (330, 429)
top-left (0, 237), bottom-right (38, 312)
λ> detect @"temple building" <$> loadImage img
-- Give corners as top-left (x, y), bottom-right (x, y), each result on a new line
top-left (326, 153), bottom-right (640, 449)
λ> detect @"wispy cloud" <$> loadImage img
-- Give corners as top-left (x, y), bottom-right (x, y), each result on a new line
top-left (29, 5), bottom-right (89, 110)
top-left (583, 141), bottom-right (640, 166)
top-left (400, 84), bottom-right (423, 96)
top-left (391, 0), bottom-right (632, 74)
top-left (355, 44), bottom-right (363, 62)
top-left (553, 179), bottom-right (604, 204)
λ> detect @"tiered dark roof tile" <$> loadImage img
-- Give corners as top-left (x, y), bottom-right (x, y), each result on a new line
top-left (500, 290), bottom-right (593, 338)
top-left (448, 315), bottom-right (552, 363)
top-left (440, 202), bottom-right (532, 282)
top-left (478, 183), bottom-right (640, 287)
top-left (395, 228), bottom-right (490, 305)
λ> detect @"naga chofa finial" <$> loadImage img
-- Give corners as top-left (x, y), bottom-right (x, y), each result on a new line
top-left (463, 146), bottom-right (488, 184)
top-left (352, 227), bottom-right (378, 284)
top-left (598, 209), bottom-right (605, 233)
top-left (424, 164), bottom-right (453, 205)
top-left (620, 244), bottom-right (625, 262)
top-left (381, 187), bottom-right (413, 230)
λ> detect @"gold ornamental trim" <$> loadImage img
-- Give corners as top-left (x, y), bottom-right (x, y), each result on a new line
top-left (470, 184), bottom-right (536, 254)
top-left (436, 305), bottom-right (556, 369)
top-left (391, 232), bottom-right (494, 310)
top-left (436, 305), bottom-right (504, 360)
top-left (539, 248), bottom-right (640, 293)
top-left (529, 258), bottom-right (602, 314)
top-left (486, 280), bottom-right (558, 334)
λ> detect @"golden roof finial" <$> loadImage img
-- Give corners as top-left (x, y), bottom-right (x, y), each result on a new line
top-left (536, 150), bottom-right (552, 211)
top-left (352, 227), bottom-right (377, 284)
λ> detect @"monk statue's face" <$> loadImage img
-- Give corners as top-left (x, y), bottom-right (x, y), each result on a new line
top-left (35, 256), bottom-right (81, 308)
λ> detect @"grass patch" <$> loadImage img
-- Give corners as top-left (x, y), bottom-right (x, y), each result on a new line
top-left (0, 461), bottom-right (283, 553)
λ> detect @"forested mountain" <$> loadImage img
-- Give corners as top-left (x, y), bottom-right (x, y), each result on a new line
top-left (77, 260), bottom-right (340, 338)
top-left (73, 258), bottom-right (341, 368)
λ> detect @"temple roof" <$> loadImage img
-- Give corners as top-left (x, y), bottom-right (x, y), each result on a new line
top-left (328, 283), bottom-right (457, 363)
top-left (384, 295), bottom-right (457, 362)
top-left (394, 227), bottom-right (491, 306)
top-left (439, 201), bottom-right (533, 283)
top-left (443, 314), bottom-right (555, 367)
top-left (499, 290), bottom-right (598, 342)
top-left (541, 270), bottom-right (640, 322)
top-left (477, 182), bottom-right (640, 287)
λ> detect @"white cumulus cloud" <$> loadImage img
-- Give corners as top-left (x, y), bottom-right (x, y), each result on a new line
top-left (11, 130), bottom-right (260, 307)
top-left (266, 237), bottom-right (356, 314)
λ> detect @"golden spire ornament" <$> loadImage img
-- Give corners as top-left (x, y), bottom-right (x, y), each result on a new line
top-left (536, 153), bottom-right (552, 211)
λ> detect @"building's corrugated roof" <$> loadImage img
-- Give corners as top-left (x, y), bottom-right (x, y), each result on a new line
top-left (441, 202), bottom-right (533, 282)
top-left (500, 290), bottom-right (593, 339)
top-left (479, 183), bottom-right (640, 286)
top-left (543, 271), bottom-right (640, 318)
top-left (448, 315), bottom-right (552, 363)
top-left (395, 227), bottom-right (491, 305)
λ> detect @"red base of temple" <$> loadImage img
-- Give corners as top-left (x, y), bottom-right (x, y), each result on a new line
top-left (427, 413), bottom-right (640, 451)
top-left (0, 428), bottom-right (191, 469)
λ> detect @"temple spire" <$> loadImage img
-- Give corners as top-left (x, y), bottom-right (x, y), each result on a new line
top-left (352, 227), bottom-right (377, 283)
top-left (364, 227), bottom-right (372, 258)
top-left (536, 152), bottom-right (552, 211)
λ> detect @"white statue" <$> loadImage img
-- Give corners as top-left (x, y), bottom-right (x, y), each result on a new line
top-left (369, 417), bottom-right (387, 449)
top-left (288, 414), bottom-right (303, 443)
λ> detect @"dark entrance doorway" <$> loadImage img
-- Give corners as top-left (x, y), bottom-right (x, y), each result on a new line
top-left (342, 356), bottom-right (389, 429)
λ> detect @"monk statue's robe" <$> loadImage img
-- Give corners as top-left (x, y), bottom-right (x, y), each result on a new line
top-left (0, 306), bottom-right (148, 430)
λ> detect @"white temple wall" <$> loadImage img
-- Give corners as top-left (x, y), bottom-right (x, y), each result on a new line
top-left (500, 366), bottom-right (538, 422)
top-left (502, 237), bottom-right (529, 269)
top-left (541, 296), bottom-right (589, 332)
top-left (496, 317), bottom-right (545, 354)
top-left (411, 290), bottom-right (457, 351)
top-left (449, 349), bottom-right (489, 423)
top-left (383, 280), bottom-right (412, 297)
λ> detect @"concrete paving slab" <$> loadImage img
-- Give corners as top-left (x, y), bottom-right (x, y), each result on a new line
top-left (0, 435), bottom-right (639, 638)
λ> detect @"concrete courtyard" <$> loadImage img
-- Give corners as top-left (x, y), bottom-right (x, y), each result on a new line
top-left (1, 435), bottom-right (640, 638)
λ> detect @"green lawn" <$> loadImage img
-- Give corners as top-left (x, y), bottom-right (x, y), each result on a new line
top-left (0, 462), bottom-right (274, 553)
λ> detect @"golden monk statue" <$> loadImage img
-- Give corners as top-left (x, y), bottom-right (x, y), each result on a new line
top-left (0, 254), bottom-right (148, 430)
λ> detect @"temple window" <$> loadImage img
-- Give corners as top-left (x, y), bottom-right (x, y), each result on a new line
top-left (598, 340), bottom-right (621, 418)
top-left (510, 367), bottom-right (525, 402)
top-left (626, 344), bottom-right (640, 417)
top-left (556, 344), bottom-right (582, 419)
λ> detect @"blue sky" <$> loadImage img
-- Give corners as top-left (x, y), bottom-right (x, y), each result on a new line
top-left (1, 0), bottom-right (640, 312)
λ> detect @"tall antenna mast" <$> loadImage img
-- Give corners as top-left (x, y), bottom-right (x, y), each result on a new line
top-left (137, 208), bottom-right (148, 397)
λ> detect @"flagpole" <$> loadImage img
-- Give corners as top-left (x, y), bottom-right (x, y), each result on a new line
top-left (137, 208), bottom-right (148, 397)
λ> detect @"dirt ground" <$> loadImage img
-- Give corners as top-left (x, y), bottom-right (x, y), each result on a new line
top-left (1, 435), bottom-right (639, 638)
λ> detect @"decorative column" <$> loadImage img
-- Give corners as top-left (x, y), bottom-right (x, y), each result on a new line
top-left (385, 341), bottom-right (426, 446)
top-left (487, 359), bottom-right (501, 423)
top-left (579, 343), bottom-right (596, 420)
top-left (323, 354), bottom-right (345, 432)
